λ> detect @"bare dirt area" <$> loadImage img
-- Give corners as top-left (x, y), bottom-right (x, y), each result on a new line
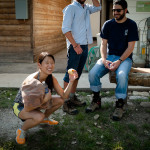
top-left (0, 107), bottom-right (65, 141)
top-left (0, 94), bottom-right (150, 142)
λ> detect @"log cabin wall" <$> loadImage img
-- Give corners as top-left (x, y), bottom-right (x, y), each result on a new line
top-left (33, 0), bottom-right (71, 61)
top-left (0, 0), bottom-right (33, 63)
top-left (0, 0), bottom-right (70, 63)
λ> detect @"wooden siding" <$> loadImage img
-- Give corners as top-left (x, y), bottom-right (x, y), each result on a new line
top-left (0, 0), bottom-right (33, 62)
top-left (0, 0), bottom-right (71, 63)
top-left (33, 0), bottom-right (71, 61)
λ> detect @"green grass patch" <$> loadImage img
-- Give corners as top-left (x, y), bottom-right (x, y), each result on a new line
top-left (0, 88), bottom-right (18, 108)
top-left (0, 89), bottom-right (150, 150)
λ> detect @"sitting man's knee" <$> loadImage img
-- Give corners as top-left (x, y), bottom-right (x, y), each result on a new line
top-left (118, 71), bottom-right (126, 79)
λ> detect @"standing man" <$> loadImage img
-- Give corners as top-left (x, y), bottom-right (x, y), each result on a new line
top-left (62, 0), bottom-right (101, 115)
top-left (86, 0), bottom-right (139, 120)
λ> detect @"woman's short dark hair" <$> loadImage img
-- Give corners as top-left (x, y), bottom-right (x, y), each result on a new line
top-left (37, 52), bottom-right (55, 64)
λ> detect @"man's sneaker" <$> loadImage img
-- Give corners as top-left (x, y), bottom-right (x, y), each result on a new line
top-left (16, 128), bottom-right (25, 145)
top-left (63, 100), bottom-right (78, 115)
top-left (41, 118), bottom-right (58, 125)
top-left (70, 95), bottom-right (86, 107)
top-left (112, 99), bottom-right (125, 121)
top-left (85, 97), bottom-right (101, 113)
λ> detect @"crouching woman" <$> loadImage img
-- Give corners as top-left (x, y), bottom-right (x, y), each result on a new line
top-left (13, 52), bottom-right (78, 144)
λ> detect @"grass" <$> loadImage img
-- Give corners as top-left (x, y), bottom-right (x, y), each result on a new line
top-left (0, 88), bottom-right (150, 150)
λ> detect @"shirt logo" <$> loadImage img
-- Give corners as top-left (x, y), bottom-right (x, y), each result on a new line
top-left (125, 29), bottom-right (128, 36)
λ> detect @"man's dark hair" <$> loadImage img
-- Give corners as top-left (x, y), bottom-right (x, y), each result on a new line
top-left (113, 0), bottom-right (129, 13)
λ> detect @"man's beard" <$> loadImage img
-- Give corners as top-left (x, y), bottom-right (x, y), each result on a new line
top-left (77, 0), bottom-right (86, 4)
top-left (115, 12), bottom-right (125, 21)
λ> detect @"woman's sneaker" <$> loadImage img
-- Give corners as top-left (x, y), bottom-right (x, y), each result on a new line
top-left (41, 118), bottom-right (59, 125)
top-left (16, 128), bottom-right (25, 144)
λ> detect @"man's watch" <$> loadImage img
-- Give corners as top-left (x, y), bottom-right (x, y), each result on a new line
top-left (119, 58), bottom-right (123, 63)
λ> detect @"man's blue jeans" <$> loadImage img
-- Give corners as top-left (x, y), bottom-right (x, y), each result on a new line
top-left (89, 55), bottom-right (132, 100)
top-left (63, 44), bottom-right (88, 83)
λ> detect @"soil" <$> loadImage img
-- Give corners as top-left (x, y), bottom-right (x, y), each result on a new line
top-left (0, 95), bottom-right (150, 142)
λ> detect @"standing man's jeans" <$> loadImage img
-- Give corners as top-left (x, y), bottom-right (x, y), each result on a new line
top-left (64, 44), bottom-right (88, 83)
top-left (89, 55), bottom-right (132, 100)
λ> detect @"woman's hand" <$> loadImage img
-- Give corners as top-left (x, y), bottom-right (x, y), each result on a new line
top-left (43, 89), bottom-right (52, 103)
top-left (68, 69), bottom-right (78, 82)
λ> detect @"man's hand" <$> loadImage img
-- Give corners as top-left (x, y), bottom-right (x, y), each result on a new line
top-left (74, 44), bottom-right (83, 55)
top-left (109, 60), bottom-right (121, 71)
top-left (103, 59), bottom-right (112, 69)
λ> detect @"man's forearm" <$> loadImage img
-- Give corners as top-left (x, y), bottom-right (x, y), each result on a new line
top-left (100, 39), bottom-right (107, 61)
top-left (92, 0), bottom-right (100, 7)
top-left (120, 41), bottom-right (136, 61)
top-left (100, 45), bottom-right (107, 61)
top-left (65, 31), bottom-right (77, 48)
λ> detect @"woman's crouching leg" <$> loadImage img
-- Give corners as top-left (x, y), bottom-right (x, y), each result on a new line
top-left (19, 109), bottom-right (45, 131)
top-left (44, 96), bottom-right (64, 118)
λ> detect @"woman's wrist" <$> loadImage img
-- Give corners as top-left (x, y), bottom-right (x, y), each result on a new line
top-left (69, 80), bottom-right (74, 84)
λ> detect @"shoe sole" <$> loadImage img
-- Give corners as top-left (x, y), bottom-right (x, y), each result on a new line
top-left (85, 107), bottom-right (100, 113)
top-left (71, 102), bottom-right (86, 107)
top-left (41, 120), bottom-right (59, 125)
top-left (16, 130), bottom-right (25, 145)
top-left (112, 116), bottom-right (121, 121)
top-left (63, 109), bottom-right (79, 115)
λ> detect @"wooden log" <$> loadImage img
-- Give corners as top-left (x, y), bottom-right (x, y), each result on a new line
top-left (0, 14), bottom-right (15, 19)
top-left (0, 0), bottom-right (14, 2)
top-left (34, 14), bottom-right (62, 21)
top-left (34, 37), bottom-right (65, 47)
top-left (0, 2), bottom-right (15, 8)
top-left (34, 19), bottom-right (60, 26)
top-left (0, 20), bottom-right (31, 25)
top-left (109, 71), bottom-right (150, 87)
top-left (34, 0), bottom-right (70, 8)
top-left (34, 34), bottom-right (65, 41)
top-left (0, 8), bottom-right (15, 14)
top-left (0, 36), bottom-right (30, 42)
top-left (130, 67), bottom-right (150, 73)
top-left (0, 30), bottom-right (30, 36)
top-left (0, 46), bottom-right (32, 52)
top-left (0, 41), bottom-right (31, 47)
top-left (0, 25), bottom-right (30, 31)
top-left (33, 25), bottom-right (61, 31)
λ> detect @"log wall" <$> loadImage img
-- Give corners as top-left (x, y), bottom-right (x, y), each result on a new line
top-left (0, 0), bottom-right (71, 63)
top-left (0, 0), bottom-right (33, 62)
top-left (33, 0), bottom-right (71, 61)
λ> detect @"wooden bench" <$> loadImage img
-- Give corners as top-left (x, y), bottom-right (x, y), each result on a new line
top-left (109, 67), bottom-right (150, 103)
top-left (109, 67), bottom-right (150, 87)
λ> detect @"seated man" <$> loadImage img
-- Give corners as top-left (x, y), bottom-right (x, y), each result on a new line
top-left (86, 0), bottom-right (139, 121)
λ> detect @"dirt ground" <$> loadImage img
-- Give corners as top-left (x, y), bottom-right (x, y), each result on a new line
top-left (0, 93), bottom-right (150, 142)
top-left (0, 106), bottom-right (65, 141)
